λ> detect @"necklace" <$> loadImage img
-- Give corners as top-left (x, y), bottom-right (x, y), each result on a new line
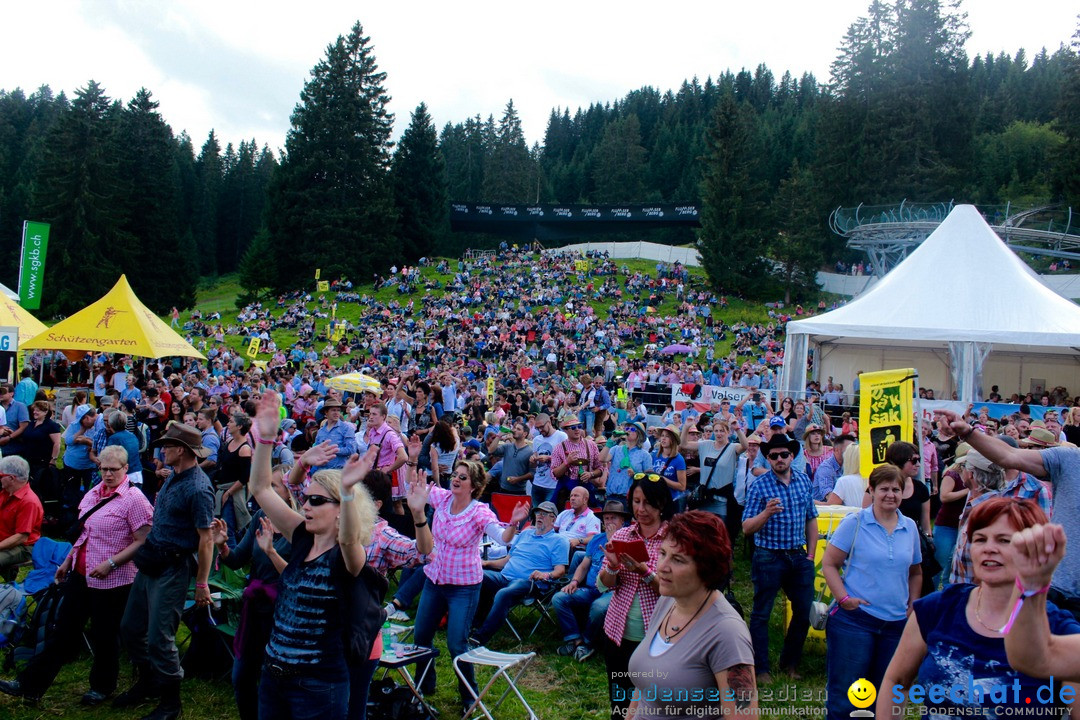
top-left (662, 590), bottom-right (713, 642)
top-left (973, 587), bottom-right (1004, 633)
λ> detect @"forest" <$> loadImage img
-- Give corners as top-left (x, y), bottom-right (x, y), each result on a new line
top-left (0, 0), bottom-right (1076, 314)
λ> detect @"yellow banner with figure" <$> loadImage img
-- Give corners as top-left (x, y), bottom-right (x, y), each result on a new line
top-left (315, 268), bottom-right (321, 280)
top-left (246, 336), bottom-right (260, 359)
top-left (317, 280), bottom-right (329, 292)
top-left (858, 368), bottom-right (916, 474)
top-left (574, 259), bottom-right (589, 272)
top-left (486, 376), bottom-right (495, 403)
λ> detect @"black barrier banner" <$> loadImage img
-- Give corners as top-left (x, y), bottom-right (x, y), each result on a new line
top-left (450, 202), bottom-right (700, 224)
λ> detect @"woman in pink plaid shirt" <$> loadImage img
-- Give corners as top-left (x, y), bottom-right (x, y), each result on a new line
top-left (0, 445), bottom-right (153, 705)
top-left (410, 444), bottom-right (526, 708)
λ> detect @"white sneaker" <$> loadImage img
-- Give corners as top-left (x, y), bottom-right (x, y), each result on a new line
top-left (384, 602), bottom-right (411, 623)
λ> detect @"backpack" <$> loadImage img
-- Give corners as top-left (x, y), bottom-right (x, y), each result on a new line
top-left (9, 584), bottom-right (67, 673)
top-left (0, 584), bottom-right (27, 648)
top-left (367, 677), bottom-right (435, 720)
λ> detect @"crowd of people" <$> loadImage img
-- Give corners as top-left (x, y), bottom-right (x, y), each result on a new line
top-left (2, 251), bottom-right (1080, 720)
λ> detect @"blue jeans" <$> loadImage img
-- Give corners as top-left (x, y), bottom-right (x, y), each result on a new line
top-left (394, 565), bottom-right (426, 609)
top-left (413, 578), bottom-right (480, 703)
top-left (749, 548), bottom-right (815, 675)
top-left (933, 525), bottom-right (958, 590)
top-left (258, 667), bottom-right (349, 720)
top-left (348, 657), bottom-right (379, 720)
top-left (531, 484), bottom-right (556, 506)
top-left (552, 586), bottom-right (601, 642)
top-left (825, 607), bottom-right (905, 720)
top-left (473, 571), bottom-right (548, 644)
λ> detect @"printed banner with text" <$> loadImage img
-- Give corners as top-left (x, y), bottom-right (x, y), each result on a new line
top-left (670, 384), bottom-right (771, 413)
top-left (18, 221), bottom-right (50, 310)
top-left (859, 368), bottom-right (916, 474)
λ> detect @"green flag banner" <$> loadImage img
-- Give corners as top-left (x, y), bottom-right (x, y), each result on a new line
top-left (18, 221), bottom-right (50, 310)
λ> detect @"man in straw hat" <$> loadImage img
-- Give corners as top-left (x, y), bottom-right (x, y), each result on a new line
top-left (115, 422), bottom-right (215, 720)
top-left (742, 431), bottom-right (818, 684)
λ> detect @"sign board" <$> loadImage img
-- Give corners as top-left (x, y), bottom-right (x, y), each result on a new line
top-left (0, 326), bottom-right (18, 354)
top-left (317, 281), bottom-right (329, 292)
top-left (858, 368), bottom-right (916, 474)
top-left (315, 268), bottom-right (321, 280)
top-left (246, 336), bottom-right (260, 359)
top-left (18, 221), bottom-right (50, 310)
top-left (671, 384), bottom-right (771, 413)
top-left (486, 377), bottom-right (496, 403)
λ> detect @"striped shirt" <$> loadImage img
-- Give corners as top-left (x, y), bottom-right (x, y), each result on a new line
top-left (742, 469), bottom-right (818, 550)
top-left (424, 486), bottom-right (499, 586)
top-left (70, 478), bottom-right (154, 589)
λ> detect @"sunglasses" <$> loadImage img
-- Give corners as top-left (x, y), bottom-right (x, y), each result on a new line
top-left (303, 494), bottom-right (340, 507)
top-left (632, 472), bottom-right (663, 482)
top-left (767, 451), bottom-right (792, 460)
top-left (908, 457), bottom-right (921, 464)
top-left (99, 466), bottom-right (126, 474)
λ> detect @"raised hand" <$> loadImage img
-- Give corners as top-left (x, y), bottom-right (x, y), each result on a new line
top-left (210, 517), bottom-right (229, 546)
top-left (255, 391), bottom-right (282, 440)
top-left (255, 516), bottom-right (275, 555)
top-left (1008, 523), bottom-right (1067, 590)
top-left (407, 470), bottom-right (433, 517)
top-left (510, 501), bottom-right (531, 525)
top-left (341, 453), bottom-right (366, 491)
top-left (407, 434), bottom-right (423, 462)
top-left (301, 441), bottom-right (339, 469)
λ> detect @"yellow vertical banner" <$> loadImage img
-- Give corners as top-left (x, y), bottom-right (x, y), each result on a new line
top-left (315, 268), bottom-right (321, 280)
top-left (858, 368), bottom-right (916, 474)
top-left (246, 336), bottom-right (261, 359)
top-left (486, 377), bottom-right (495, 403)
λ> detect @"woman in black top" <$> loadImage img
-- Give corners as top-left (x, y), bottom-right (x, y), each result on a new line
top-left (23, 400), bottom-right (62, 493)
top-left (885, 440), bottom-right (935, 595)
top-left (217, 413), bottom-right (253, 543)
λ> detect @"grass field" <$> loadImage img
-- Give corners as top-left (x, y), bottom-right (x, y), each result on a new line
top-left (1, 555), bottom-right (829, 720)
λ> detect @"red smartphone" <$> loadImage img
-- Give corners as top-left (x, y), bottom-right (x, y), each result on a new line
top-left (609, 539), bottom-right (649, 564)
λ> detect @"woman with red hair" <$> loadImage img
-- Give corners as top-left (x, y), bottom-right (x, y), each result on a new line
top-left (877, 497), bottom-right (1080, 719)
top-left (626, 511), bottom-right (757, 718)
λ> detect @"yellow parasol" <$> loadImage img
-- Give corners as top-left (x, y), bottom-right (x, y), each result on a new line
top-left (326, 372), bottom-right (383, 395)
top-left (21, 275), bottom-right (203, 359)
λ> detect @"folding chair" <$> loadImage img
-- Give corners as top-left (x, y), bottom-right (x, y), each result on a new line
top-left (503, 577), bottom-right (568, 642)
top-left (454, 647), bottom-right (538, 720)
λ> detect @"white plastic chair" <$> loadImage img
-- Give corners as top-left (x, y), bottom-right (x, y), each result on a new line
top-left (453, 646), bottom-right (538, 720)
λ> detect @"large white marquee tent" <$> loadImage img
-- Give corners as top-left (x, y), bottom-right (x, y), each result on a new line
top-left (779, 205), bottom-right (1080, 402)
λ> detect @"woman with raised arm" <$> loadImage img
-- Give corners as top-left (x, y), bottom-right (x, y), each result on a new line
top-left (247, 391), bottom-right (378, 720)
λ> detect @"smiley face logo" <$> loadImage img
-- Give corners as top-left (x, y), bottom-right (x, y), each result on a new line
top-left (847, 678), bottom-right (877, 709)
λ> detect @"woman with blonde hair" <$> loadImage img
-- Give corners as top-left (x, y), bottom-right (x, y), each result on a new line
top-left (827, 443), bottom-right (866, 507)
top-left (248, 391), bottom-right (391, 720)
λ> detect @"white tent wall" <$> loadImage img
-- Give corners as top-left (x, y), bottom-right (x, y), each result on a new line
top-left (781, 205), bottom-right (1080, 403)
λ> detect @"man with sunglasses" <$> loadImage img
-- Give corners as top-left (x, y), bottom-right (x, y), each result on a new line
top-left (742, 432), bottom-right (818, 685)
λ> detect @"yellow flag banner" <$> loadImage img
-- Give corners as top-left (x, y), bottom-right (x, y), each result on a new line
top-left (858, 368), bottom-right (916, 475)
top-left (315, 268), bottom-right (321, 280)
top-left (246, 336), bottom-right (260, 359)
top-left (574, 259), bottom-right (589, 272)
top-left (486, 377), bottom-right (496, 403)
top-left (317, 281), bottom-right (329, 292)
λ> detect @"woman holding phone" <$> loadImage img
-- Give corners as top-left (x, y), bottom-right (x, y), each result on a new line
top-left (598, 474), bottom-right (674, 719)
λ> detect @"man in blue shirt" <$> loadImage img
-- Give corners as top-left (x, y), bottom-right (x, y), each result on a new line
top-left (471, 501), bottom-right (569, 646)
top-left (582, 376), bottom-right (612, 439)
top-left (742, 432), bottom-right (818, 684)
top-left (13, 369), bottom-right (37, 407)
top-left (0, 385), bottom-right (30, 457)
top-left (311, 399), bottom-right (357, 470)
top-left (811, 434), bottom-right (854, 502)
top-left (551, 498), bottom-right (629, 661)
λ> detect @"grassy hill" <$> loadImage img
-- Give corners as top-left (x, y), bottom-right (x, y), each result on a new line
top-left (184, 257), bottom-right (779, 367)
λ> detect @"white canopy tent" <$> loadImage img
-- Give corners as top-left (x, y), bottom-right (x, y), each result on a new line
top-left (780, 205), bottom-right (1080, 402)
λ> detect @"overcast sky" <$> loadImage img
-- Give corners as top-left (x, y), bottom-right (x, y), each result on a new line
top-left (2, 1), bottom-right (1075, 153)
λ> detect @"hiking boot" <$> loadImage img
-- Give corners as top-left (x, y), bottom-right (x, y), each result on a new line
top-left (114, 664), bottom-right (157, 708)
top-left (139, 677), bottom-right (181, 720)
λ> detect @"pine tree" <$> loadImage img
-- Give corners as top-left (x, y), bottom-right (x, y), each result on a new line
top-left (483, 100), bottom-right (534, 202)
top-left (192, 131), bottom-right (222, 276)
top-left (115, 88), bottom-right (196, 312)
top-left (591, 113), bottom-right (647, 202)
top-left (770, 159), bottom-right (825, 304)
top-left (262, 21), bottom-right (397, 292)
top-left (31, 81), bottom-right (132, 315)
top-left (392, 103), bottom-right (447, 262)
top-left (698, 94), bottom-right (767, 296)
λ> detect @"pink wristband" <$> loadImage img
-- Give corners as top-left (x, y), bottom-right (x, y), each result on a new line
top-left (1000, 576), bottom-right (1050, 634)
top-left (251, 427), bottom-right (276, 445)
top-left (831, 595), bottom-right (850, 616)
top-left (195, 582), bottom-right (209, 589)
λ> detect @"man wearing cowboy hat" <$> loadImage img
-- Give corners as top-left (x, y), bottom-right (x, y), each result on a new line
top-left (552, 498), bottom-right (630, 662)
top-left (471, 501), bottom-right (570, 647)
top-left (116, 423), bottom-right (215, 720)
top-left (742, 432), bottom-right (818, 684)
top-left (311, 398), bottom-right (357, 471)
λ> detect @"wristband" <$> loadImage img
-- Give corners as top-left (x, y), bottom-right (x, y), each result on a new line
top-left (1000, 576), bottom-right (1051, 634)
top-left (958, 424), bottom-right (975, 441)
top-left (414, 520), bottom-right (428, 528)
top-left (831, 595), bottom-right (850, 616)
top-left (195, 582), bottom-right (209, 589)
top-left (341, 492), bottom-right (355, 502)
top-left (642, 572), bottom-right (656, 584)
top-left (251, 427), bottom-right (276, 445)
top-left (108, 558), bottom-right (117, 570)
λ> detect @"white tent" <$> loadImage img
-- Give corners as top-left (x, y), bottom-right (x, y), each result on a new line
top-left (0, 283), bottom-right (18, 302)
top-left (780, 205), bottom-right (1080, 402)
